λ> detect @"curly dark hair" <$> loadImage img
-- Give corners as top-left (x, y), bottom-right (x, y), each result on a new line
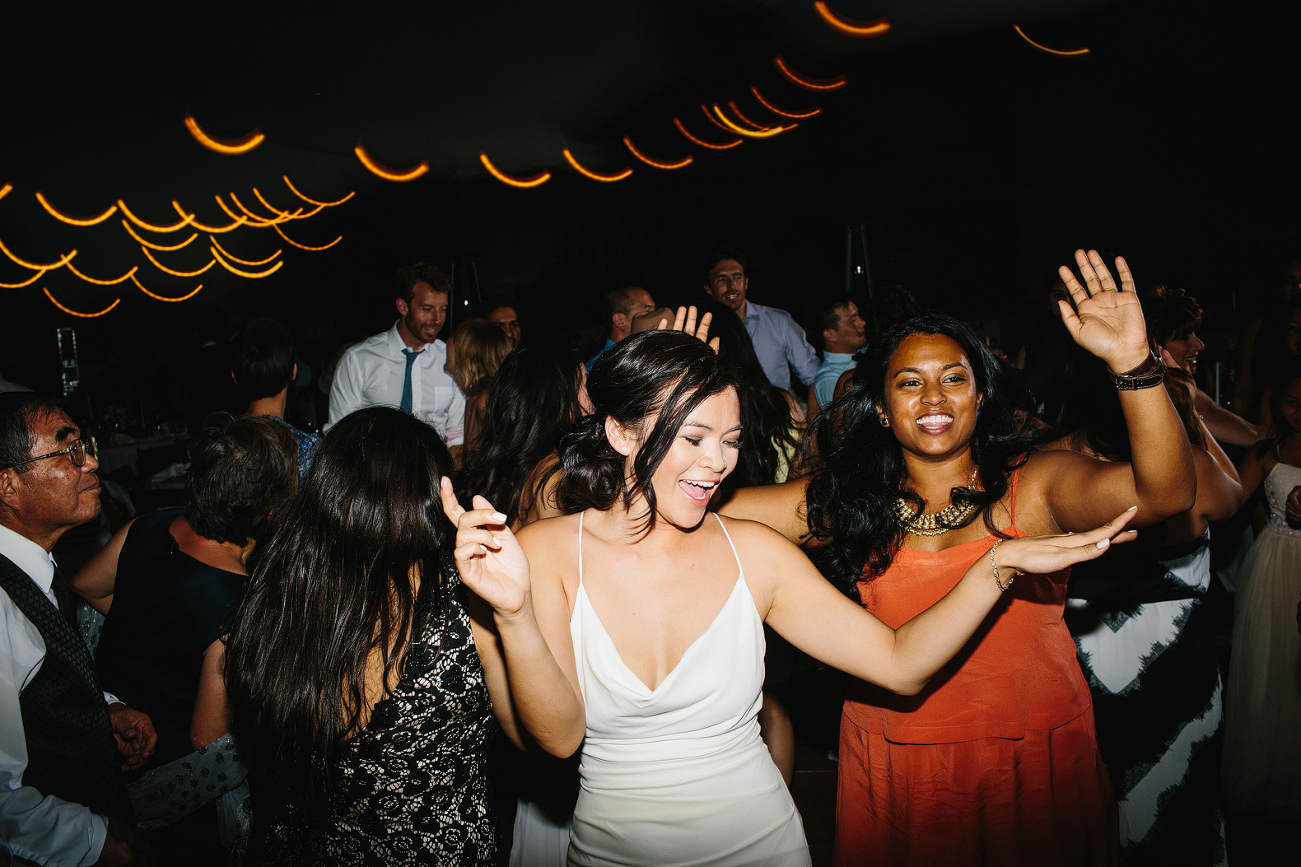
top-left (394, 262), bottom-right (451, 302)
top-left (557, 330), bottom-right (743, 532)
top-left (1142, 285), bottom-right (1203, 347)
top-left (184, 413), bottom-right (297, 545)
top-left (805, 314), bottom-right (1029, 597)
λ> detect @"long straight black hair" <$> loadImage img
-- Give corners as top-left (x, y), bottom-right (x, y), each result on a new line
top-left (225, 407), bottom-right (455, 798)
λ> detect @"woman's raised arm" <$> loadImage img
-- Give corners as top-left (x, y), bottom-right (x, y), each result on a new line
top-left (441, 479), bottom-right (585, 758)
top-left (1041, 250), bottom-right (1196, 531)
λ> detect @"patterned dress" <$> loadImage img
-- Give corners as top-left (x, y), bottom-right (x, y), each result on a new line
top-left (1067, 531), bottom-right (1227, 865)
top-left (249, 577), bottom-right (500, 864)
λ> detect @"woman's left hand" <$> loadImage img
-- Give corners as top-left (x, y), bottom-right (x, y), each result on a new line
top-left (439, 478), bottom-right (532, 619)
top-left (993, 506), bottom-right (1139, 577)
top-left (1057, 249), bottom-right (1151, 374)
top-left (660, 305), bottom-right (720, 352)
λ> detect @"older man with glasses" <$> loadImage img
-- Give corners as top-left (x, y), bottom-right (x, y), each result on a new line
top-left (0, 392), bottom-right (155, 866)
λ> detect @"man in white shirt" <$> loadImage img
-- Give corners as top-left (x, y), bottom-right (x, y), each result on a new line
top-left (327, 263), bottom-right (466, 461)
top-left (702, 248), bottom-right (819, 392)
top-left (1, 392), bottom-right (156, 866)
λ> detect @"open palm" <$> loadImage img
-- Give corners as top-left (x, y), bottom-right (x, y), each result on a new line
top-left (439, 478), bottom-right (532, 617)
top-left (1056, 249), bottom-right (1151, 373)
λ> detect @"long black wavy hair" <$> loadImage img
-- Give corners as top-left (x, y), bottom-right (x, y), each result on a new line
top-left (697, 298), bottom-right (803, 495)
top-left (558, 330), bottom-right (742, 532)
top-left (455, 343), bottom-right (587, 525)
top-left (805, 314), bottom-right (1029, 596)
top-left (225, 407), bottom-right (455, 800)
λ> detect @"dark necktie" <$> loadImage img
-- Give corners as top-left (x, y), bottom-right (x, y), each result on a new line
top-left (400, 348), bottom-right (422, 414)
top-left (50, 565), bottom-right (80, 630)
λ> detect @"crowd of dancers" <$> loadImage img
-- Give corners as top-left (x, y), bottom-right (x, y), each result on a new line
top-left (2, 247), bottom-right (1300, 866)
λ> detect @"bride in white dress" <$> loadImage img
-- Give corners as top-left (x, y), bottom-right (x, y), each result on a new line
top-left (442, 329), bottom-right (1142, 866)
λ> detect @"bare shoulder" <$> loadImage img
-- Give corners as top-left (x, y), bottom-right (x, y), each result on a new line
top-left (517, 511), bottom-right (580, 554)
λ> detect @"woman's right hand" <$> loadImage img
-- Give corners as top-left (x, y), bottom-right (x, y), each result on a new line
top-left (1057, 249), bottom-right (1152, 374)
top-left (992, 506), bottom-right (1139, 578)
top-left (439, 477), bottom-right (532, 618)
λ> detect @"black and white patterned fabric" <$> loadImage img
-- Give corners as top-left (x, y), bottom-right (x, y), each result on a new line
top-left (249, 575), bottom-right (500, 865)
top-left (1066, 531), bottom-right (1227, 866)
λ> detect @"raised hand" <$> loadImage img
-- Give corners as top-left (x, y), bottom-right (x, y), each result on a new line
top-left (993, 506), bottom-right (1139, 578)
top-left (1056, 249), bottom-right (1151, 374)
top-left (439, 477), bottom-right (532, 618)
top-left (659, 305), bottom-right (720, 352)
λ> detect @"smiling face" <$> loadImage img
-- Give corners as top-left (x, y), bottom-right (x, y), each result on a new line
top-left (878, 332), bottom-right (982, 462)
top-left (1161, 329), bottom-right (1205, 375)
top-left (396, 280), bottom-right (449, 348)
top-left (704, 258), bottom-right (748, 316)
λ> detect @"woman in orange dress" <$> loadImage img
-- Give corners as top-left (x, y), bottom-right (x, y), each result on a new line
top-left (724, 251), bottom-right (1197, 865)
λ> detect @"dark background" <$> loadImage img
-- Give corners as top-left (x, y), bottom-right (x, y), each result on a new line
top-left (1, 0), bottom-right (1294, 418)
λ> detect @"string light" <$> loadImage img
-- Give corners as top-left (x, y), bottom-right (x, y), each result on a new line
top-left (209, 237), bottom-right (281, 267)
top-left (709, 105), bottom-right (791, 138)
top-left (183, 115), bottom-right (265, 154)
top-left (65, 262), bottom-right (137, 286)
top-left (43, 287), bottom-right (120, 318)
top-left (701, 105), bottom-right (736, 134)
top-left (561, 149), bottom-right (633, 182)
top-left (774, 56), bottom-right (847, 91)
top-left (726, 101), bottom-right (779, 131)
top-left (123, 220), bottom-right (198, 251)
top-left (273, 223), bottom-right (342, 251)
top-left (621, 137), bottom-right (693, 170)
top-left (673, 118), bottom-right (742, 150)
top-left (0, 184), bottom-right (10, 201)
top-left (812, 3), bottom-right (890, 38)
top-left (282, 175), bottom-right (354, 207)
top-left (118, 200), bottom-right (194, 233)
top-left (229, 192), bottom-right (297, 224)
top-left (210, 245), bottom-right (284, 278)
top-left (0, 238), bottom-right (76, 271)
top-left (35, 193), bottom-right (117, 227)
top-left (214, 195), bottom-right (265, 226)
top-left (479, 154), bottom-right (552, 188)
top-left (175, 201), bottom-right (247, 233)
top-left (251, 188), bottom-right (295, 218)
top-left (354, 145), bottom-right (429, 182)
top-left (1013, 25), bottom-right (1090, 56)
top-left (750, 87), bottom-right (821, 119)
top-left (140, 246), bottom-right (215, 277)
top-left (131, 272), bottom-right (204, 302)
top-left (0, 269), bottom-right (46, 288)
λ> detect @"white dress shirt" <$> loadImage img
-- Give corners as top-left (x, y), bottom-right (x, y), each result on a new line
top-left (326, 323), bottom-right (466, 444)
top-left (0, 522), bottom-right (108, 867)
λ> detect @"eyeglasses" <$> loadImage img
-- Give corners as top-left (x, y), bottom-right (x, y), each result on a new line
top-left (0, 438), bottom-right (96, 471)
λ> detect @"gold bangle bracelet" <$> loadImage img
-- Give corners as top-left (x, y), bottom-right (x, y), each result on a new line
top-left (990, 540), bottom-right (1014, 592)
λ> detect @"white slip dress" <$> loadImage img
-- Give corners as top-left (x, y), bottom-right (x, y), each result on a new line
top-left (567, 512), bottom-right (811, 867)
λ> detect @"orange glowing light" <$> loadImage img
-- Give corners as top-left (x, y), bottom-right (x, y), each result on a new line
top-left (229, 192), bottom-right (296, 224)
top-left (251, 188), bottom-right (294, 218)
top-left (140, 246), bottom-right (216, 278)
top-left (672, 118), bottom-right (743, 150)
top-left (174, 201), bottom-right (246, 233)
top-left (43, 287), bottom-right (120, 318)
top-left (621, 137), bottom-right (693, 170)
top-left (0, 184), bottom-right (11, 201)
top-left (710, 105), bottom-right (791, 138)
top-left (749, 87), bottom-right (821, 119)
top-left (0, 269), bottom-right (46, 288)
top-left (209, 237), bottom-right (281, 267)
top-left (479, 154), bottom-right (552, 188)
top-left (561, 149), bottom-right (633, 182)
top-left (130, 272), bottom-right (204, 302)
top-left (725, 102), bottom-right (779, 131)
top-left (122, 220), bottom-right (198, 251)
top-left (273, 223), bottom-right (342, 251)
top-left (774, 56), bottom-right (847, 91)
top-left (701, 104), bottom-right (736, 133)
top-left (1013, 25), bottom-right (1090, 56)
top-left (354, 145), bottom-right (429, 182)
top-left (118, 200), bottom-right (194, 233)
top-left (35, 193), bottom-right (117, 227)
top-left (812, 3), bottom-right (890, 38)
top-left (65, 262), bottom-right (137, 286)
top-left (183, 115), bottom-right (266, 154)
top-left (210, 245), bottom-right (284, 278)
top-left (0, 238), bottom-right (76, 271)
top-left (282, 175), bottom-right (354, 208)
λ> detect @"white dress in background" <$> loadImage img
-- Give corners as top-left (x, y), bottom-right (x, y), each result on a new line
top-left (1222, 460), bottom-right (1301, 816)
top-left (567, 513), bottom-right (810, 866)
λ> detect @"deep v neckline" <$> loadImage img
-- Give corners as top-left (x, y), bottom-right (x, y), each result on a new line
top-left (577, 511), bottom-right (746, 695)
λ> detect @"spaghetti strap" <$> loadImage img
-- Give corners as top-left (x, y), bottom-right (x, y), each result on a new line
top-left (577, 511), bottom-right (585, 587)
top-left (1008, 465), bottom-right (1022, 525)
top-left (713, 513), bottom-right (744, 575)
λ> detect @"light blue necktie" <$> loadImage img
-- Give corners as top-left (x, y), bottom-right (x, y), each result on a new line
top-left (399, 348), bottom-right (421, 414)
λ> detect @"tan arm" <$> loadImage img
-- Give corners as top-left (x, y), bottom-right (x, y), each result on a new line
top-left (71, 518), bottom-right (135, 614)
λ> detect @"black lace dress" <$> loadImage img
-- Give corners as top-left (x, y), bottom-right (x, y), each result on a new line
top-left (249, 578), bottom-right (500, 865)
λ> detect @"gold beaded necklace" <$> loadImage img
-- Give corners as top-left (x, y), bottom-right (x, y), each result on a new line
top-left (894, 469), bottom-right (979, 537)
